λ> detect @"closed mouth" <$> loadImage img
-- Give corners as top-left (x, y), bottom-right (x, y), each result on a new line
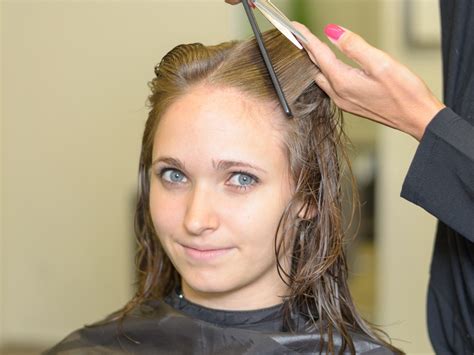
top-left (181, 244), bottom-right (235, 260)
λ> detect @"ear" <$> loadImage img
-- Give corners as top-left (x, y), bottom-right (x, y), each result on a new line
top-left (296, 200), bottom-right (318, 220)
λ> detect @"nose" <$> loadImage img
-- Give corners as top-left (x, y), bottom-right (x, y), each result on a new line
top-left (183, 185), bottom-right (220, 236)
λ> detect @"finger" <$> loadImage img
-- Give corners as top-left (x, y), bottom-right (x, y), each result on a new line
top-left (314, 72), bottom-right (353, 111)
top-left (314, 72), bottom-right (333, 96)
top-left (315, 73), bottom-right (389, 124)
top-left (314, 73), bottom-right (351, 112)
top-left (324, 24), bottom-right (392, 76)
top-left (292, 22), bottom-right (354, 84)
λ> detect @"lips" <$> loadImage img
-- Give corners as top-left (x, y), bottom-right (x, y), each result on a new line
top-left (181, 244), bottom-right (235, 261)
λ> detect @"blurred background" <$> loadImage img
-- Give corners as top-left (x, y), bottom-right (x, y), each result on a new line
top-left (1, 0), bottom-right (441, 353)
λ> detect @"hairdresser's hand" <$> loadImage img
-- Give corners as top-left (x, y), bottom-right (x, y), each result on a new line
top-left (294, 23), bottom-right (445, 141)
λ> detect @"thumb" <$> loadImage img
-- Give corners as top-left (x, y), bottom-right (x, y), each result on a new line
top-left (324, 24), bottom-right (390, 75)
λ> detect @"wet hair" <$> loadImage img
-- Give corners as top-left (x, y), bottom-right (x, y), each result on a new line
top-left (119, 29), bottom-right (399, 353)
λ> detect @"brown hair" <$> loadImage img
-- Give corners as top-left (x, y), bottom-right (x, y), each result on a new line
top-left (120, 29), bottom-right (398, 353)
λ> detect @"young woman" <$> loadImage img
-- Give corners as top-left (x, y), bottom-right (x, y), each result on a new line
top-left (46, 29), bottom-right (400, 354)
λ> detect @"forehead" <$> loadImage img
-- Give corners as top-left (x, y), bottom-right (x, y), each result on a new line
top-left (153, 85), bottom-right (287, 163)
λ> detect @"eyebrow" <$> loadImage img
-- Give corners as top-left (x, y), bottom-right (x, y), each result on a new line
top-left (213, 160), bottom-right (268, 174)
top-left (151, 157), bottom-right (186, 171)
top-left (151, 156), bottom-right (267, 174)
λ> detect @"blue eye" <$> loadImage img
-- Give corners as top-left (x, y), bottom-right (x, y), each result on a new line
top-left (161, 169), bottom-right (187, 184)
top-left (229, 172), bottom-right (257, 188)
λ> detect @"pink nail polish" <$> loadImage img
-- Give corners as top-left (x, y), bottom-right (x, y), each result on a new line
top-left (324, 24), bottom-right (345, 41)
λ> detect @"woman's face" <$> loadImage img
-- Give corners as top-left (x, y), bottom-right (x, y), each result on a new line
top-left (149, 85), bottom-right (294, 310)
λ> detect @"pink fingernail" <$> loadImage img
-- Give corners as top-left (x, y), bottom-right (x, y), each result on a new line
top-left (324, 24), bottom-right (345, 41)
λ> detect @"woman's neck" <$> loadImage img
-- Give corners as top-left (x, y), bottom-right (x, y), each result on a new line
top-left (180, 278), bottom-right (289, 311)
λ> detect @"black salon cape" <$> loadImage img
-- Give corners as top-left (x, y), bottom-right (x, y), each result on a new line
top-left (400, 1), bottom-right (474, 353)
top-left (45, 292), bottom-right (393, 354)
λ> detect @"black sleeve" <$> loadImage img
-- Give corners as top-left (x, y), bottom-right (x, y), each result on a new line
top-left (401, 107), bottom-right (474, 241)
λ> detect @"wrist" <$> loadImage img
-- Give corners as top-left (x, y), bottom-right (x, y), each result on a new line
top-left (410, 99), bottom-right (446, 141)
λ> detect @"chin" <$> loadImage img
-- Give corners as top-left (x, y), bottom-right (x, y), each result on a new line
top-left (181, 270), bottom-right (239, 295)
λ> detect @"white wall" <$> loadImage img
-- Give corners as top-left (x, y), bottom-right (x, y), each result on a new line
top-left (1, 0), bottom-right (237, 349)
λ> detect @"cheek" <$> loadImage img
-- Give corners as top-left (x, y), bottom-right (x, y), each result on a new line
top-left (149, 181), bottom-right (184, 237)
top-left (248, 184), bottom-right (293, 253)
top-left (222, 186), bottom-right (291, 247)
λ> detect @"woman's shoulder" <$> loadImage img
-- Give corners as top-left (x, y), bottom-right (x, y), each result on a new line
top-left (44, 300), bottom-right (398, 355)
top-left (43, 299), bottom-right (293, 354)
top-left (43, 300), bottom-right (172, 355)
top-left (269, 330), bottom-right (397, 354)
